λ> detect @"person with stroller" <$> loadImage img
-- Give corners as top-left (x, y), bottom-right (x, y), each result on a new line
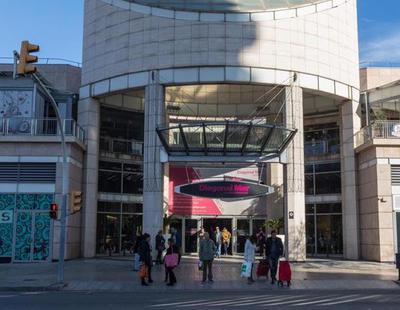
top-left (265, 230), bottom-right (284, 284)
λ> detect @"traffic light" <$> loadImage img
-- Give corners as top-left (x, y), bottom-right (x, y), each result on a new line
top-left (17, 40), bottom-right (39, 75)
top-left (49, 203), bottom-right (58, 220)
top-left (70, 191), bottom-right (82, 213)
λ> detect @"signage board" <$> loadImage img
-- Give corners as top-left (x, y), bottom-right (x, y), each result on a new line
top-left (0, 210), bottom-right (13, 224)
top-left (175, 180), bottom-right (274, 200)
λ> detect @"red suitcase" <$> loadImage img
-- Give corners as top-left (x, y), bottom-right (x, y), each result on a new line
top-left (278, 260), bottom-right (292, 287)
top-left (256, 259), bottom-right (269, 277)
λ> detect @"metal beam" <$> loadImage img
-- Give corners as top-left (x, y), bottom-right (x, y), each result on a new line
top-left (260, 126), bottom-right (276, 155)
top-left (241, 122), bottom-right (253, 155)
top-left (278, 129), bottom-right (298, 154)
top-left (223, 121), bottom-right (229, 156)
top-left (155, 128), bottom-right (170, 156)
top-left (179, 124), bottom-right (190, 155)
top-left (202, 123), bottom-right (208, 155)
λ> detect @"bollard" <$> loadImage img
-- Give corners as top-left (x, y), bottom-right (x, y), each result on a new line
top-left (396, 253), bottom-right (400, 281)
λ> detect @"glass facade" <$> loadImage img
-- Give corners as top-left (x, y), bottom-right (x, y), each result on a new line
top-left (306, 203), bottom-right (343, 256)
top-left (97, 202), bottom-right (143, 255)
top-left (97, 104), bottom-right (145, 255)
top-left (305, 162), bottom-right (341, 195)
top-left (304, 125), bottom-right (340, 159)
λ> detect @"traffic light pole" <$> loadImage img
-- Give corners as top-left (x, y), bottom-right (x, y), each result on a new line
top-left (32, 73), bottom-right (68, 284)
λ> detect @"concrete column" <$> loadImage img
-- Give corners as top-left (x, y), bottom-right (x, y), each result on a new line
top-left (143, 72), bottom-right (165, 253)
top-left (340, 99), bottom-right (361, 260)
top-left (266, 163), bottom-right (284, 225)
top-left (78, 97), bottom-right (100, 258)
top-left (284, 85), bottom-right (306, 261)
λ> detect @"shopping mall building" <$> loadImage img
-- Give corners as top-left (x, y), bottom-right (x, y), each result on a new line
top-left (1, 0), bottom-right (400, 263)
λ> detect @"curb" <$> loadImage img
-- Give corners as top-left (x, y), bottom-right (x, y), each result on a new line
top-left (0, 283), bottom-right (66, 292)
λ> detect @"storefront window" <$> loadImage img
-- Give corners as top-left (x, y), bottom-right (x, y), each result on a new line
top-left (96, 201), bottom-right (143, 255)
top-left (306, 203), bottom-right (343, 256)
top-left (236, 219), bottom-right (250, 253)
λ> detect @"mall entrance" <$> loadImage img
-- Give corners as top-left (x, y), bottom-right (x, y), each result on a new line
top-left (203, 218), bottom-right (233, 255)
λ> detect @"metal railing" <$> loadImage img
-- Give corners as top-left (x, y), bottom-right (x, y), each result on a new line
top-left (355, 120), bottom-right (400, 147)
top-left (100, 137), bottom-right (144, 156)
top-left (0, 118), bottom-right (85, 143)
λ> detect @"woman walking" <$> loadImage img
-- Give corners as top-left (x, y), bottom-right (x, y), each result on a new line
top-left (244, 235), bottom-right (257, 284)
top-left (138, 233), bottom-right (152, 286)
top-left (164, 238), bottom-right (180, 286)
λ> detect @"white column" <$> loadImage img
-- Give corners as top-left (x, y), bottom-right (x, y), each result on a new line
top-left (340, 99), bottom-right (361, 260)
top-left (143, 71), bottom-right (165, 253)
top-left (78, 97), bottom-right (100, 258)
top-left (284, 85), bottom-right (306, 261)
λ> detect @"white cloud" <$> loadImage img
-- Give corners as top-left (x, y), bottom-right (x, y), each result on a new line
top-left (360, 28), bottom-right (400, 65)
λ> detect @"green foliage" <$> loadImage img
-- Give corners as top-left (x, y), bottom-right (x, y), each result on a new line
top-left (266, 217), bottom-right (284, 234)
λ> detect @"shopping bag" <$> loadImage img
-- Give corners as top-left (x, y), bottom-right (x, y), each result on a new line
top-left (133, 253), bottom-right (140, 271)
top-left (139, 264), bottom-right (148, 278)
top-left (240, 261), bottom-right (252, 278)
top-left (165, 253), bottom-right (179, 268)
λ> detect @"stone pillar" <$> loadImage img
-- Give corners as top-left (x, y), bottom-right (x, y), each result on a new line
top-left (284, 85), bottom-right (306, 261)
top-left (266, 163), bottom-right (284, 225)
top-left (143, 72), bottom-right (165, 253)
top-left (340, 99), bottom-right (361, 260)
top-left (78, 97), bottom-right (100, 258)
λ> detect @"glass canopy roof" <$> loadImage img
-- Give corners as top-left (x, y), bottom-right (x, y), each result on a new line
top-left (157, 121), bottom-right (296, 158)
top-left (131, 0), bottom-right (323, 12)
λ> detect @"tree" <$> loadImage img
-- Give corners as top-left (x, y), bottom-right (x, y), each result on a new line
top-left (266, 217), bottom-right (284, 234)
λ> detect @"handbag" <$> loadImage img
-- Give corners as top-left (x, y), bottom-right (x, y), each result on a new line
top-left (139, 264), bottom-right (148, 278)
top-left (240, 261), bottom-right (252, 278)
top-left (164, 247), bottom-right (179, 268)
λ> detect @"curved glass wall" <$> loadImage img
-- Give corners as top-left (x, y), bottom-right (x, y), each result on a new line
top-left (131, 0), bottom-right (323, 12)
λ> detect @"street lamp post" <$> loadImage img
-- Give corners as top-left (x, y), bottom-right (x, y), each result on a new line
top-left (32, 73), bottom-right (69, 284)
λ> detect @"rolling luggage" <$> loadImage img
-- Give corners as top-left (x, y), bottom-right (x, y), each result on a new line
top-left (278, 260), bottom-right (292, 287)
top-left (256, 259), bottom-right (269, 278)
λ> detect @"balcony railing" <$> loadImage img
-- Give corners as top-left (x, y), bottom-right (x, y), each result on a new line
top-left (100, 137), bottom-right (144, 156)
top-left (0, 118), bottom-right (85, 143)
top-left (355, 120), bottom-right (400, 147)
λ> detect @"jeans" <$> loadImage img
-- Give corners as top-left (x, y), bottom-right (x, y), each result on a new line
top-left (269, 256), bottom-right (279, 281)
top-left (166, 267), bottom-right (176, 284)
top-left (223, 242), bottom-right (229, 255)
top-left (215, 243), bottom-right (221, 257)
top-left (156, 249), bottom-right (163, 264)
top-left (202, 260), bottom-right (213, 281)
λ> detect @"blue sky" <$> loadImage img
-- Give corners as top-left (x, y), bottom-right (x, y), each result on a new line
top-left (0, 0), bottom-right (399, 65)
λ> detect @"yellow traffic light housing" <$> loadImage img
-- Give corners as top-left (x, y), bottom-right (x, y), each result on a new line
top-left (70, 191), bottom-right (83, 214)
top-left (17, 40), bottom-right (40, 75)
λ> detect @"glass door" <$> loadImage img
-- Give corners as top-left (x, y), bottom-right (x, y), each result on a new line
top-left (14, 210), bottom-right (51, 262)
top-left (236, 219), bottom-right (250, 253)
top-left (184, 219), bottom-right (198, 253)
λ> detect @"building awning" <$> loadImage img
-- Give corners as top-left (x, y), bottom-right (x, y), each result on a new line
top-left (156, 121), bottom-right (296, 158)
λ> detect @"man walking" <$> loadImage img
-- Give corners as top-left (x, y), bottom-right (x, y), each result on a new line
top-left (199, 232), bottom-right (216, 283)
top-left (214, 226), bottom-right (222, 258)
top-left (265, 230), bottom-right (284, 284)
top-left (221, 227), bottom-right (231, 255)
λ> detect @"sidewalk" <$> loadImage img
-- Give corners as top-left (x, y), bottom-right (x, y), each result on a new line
top-left (0, 256), bottom-right (398, 292)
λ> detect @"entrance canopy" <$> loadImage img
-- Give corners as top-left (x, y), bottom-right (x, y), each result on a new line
top-left (157, 121), bottom-right (296, 158)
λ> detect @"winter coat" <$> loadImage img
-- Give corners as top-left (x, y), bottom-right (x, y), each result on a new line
top-left (199, 239), bottom-right (216, 261)
top-left (221, 229), bottom-right (231, 243)
top-left (138, 239), bottom-right (152, 266)
top-left (265, 236), bottom-right (284, 258)
top-left (244, 239), bottom-right (256, 263)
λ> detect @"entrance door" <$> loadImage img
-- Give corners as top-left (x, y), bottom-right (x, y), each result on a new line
top-left (13, 210), bottom-right (51, 262)
top-left (202, 218), bottom-right (232, 254)
top-left (236, 219), bottom-right (250, 253)
top-left (184, 219), bottom-right (198, 253)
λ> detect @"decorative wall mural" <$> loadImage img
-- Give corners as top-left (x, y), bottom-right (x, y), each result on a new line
top-left (0, 90), bottom-right (33, 118)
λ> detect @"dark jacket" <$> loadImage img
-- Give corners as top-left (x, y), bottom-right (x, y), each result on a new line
top-left (138, 239), bottom-right (152, 266)
top-left (156, 234), bottom-right (165, 251)
top-left (265, 236), bottom-right (284, 258)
